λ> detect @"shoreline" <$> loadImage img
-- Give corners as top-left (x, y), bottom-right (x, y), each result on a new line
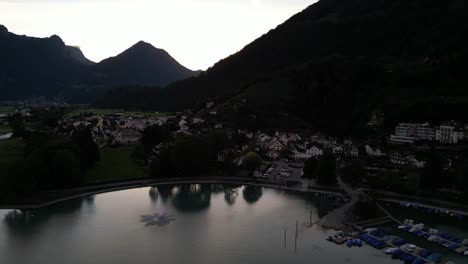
top-left (2, 176), bottom-right (468, 232)
top-left (0, 177), bottom-right (345, 210)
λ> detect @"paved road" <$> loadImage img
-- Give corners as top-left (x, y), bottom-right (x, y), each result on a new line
top-left (318, 177), bottom-right (361, 230)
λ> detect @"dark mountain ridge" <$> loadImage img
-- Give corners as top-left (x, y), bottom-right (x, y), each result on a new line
top-left (96, 41), bottom-right (196, 87)
top-left (97, 0), bottom-right (468, 134)
top-left (0, 25), bottom-right (198, 101)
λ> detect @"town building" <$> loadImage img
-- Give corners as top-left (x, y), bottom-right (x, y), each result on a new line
top-left (390, 123), bottom-right (435, 144)
top-left (365, 145), bottom-right (385, 157)
top-left (290, 145), bottom-right (323, 160)
top-left (115, 129), bottom-right (141, 144)
top-left (436, 121), bottom-right (466, 144)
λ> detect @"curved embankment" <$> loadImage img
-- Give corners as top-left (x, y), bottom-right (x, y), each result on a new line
top-left (317, 178), bottom-right (361, 230)
top-left (0, 177), bottom-right (345, 210)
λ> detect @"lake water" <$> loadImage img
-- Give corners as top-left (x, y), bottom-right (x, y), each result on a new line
top-left (0, 184), bottom-right (461, 264)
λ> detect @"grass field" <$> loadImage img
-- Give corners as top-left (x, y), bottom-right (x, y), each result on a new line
top-left (0, 124), bottom-right (12, 133)
top-left (85, 147), bottom-right (145, 184)
top-left (68, 108), bottom-right (171, 118)
top-left (0, 106), bottom-right (15, 114)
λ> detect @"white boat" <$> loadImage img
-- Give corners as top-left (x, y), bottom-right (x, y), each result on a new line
top-left (462, 239), bottom-right (468, 246)
top-left (385, 248), bottom-right (398, 254)
top-left (403, 219), bottom-right (414, 225)
top-left (406, 244), bottom-right (417, 252)
top-left (364, 227), bottom-right (378, 233)
top-left (464, 250), bottom-right (468, 256)
top-left (400, 244), bottom-right (410, 250)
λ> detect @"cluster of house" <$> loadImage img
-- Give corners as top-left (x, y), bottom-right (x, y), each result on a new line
top-left (245, 131), bottom-right (360, 161)
top-left (61, 113), bottom-right (173, 148)
top-left (389, 121), bottom-right (468, 144)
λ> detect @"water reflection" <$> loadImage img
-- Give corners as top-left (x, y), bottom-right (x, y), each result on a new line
top-left (148, 187), bottom-right (159, 203)
top-left (242, 186), bottom-right (263, 204)
top-left (3, 197), bottom-right (92, 235)
top-left (156, 184), bottom-right (175, 203)
top-left (211, 184), bottom-right (225, 194)
top-left (224, 189), bottom-right (239, 206)
top-left (171, 184), bottom-right (211, 212)
top-left (0, 184), bottom-right (374, 264)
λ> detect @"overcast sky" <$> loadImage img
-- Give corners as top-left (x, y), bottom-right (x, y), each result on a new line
top-left (0, 0), bottom-right (316, 70)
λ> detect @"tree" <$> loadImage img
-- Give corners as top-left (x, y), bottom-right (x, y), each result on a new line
top-left (316, 150), bottom-right (337, 186)
top-left (242, 152), bottom-right (262, 172)
top-left (421, 148), bottom-right (444, 190)
top-left (150, 145), bottom-right (175, 178)
top-left (219, 149), bottom-right (238, 176)
top-left (454, 153), bottom-right (468, 201)
top-left (50, 149), bottom-right (81, 188)
top-left (71, 127), bottom-right (100, 170)
top-left (141, 125), bottom-right (170, 155)
top-left (8, 113), bottom-right (25, 137)
top-left (342, 159), bottom-right (365, 187)
top-left (31, 107), bottom-right (66, 129)
top-left (403, 169), bottom-right (421, 194)
top-left (303, 157), bottom-right (318, 179)
top-left (172, 134), bottom-right (215, 176)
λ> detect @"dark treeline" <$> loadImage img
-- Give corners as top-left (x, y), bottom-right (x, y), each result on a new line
top-left (135, 125), bottom-right (261, 179)
top-left (0, 109), bottom-right (100, 202)
top-left (145, 128), bottom-right (230, 178)
top-left (302, 150), bottom-right (337, 186)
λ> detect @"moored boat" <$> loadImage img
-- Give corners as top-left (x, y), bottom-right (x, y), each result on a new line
top-left (385, 247), bottom-right (398, 254)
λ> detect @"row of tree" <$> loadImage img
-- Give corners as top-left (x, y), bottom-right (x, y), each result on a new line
top-left (302, 151), bottom-right (337, 186)
top-left (148, 130), bottom-right (229, 178)
top-left (1, 110), bottom-right (101, 202)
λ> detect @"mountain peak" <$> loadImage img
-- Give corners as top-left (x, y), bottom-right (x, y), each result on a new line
top-left (0, 25), bottom-right (8, 33)
top-left (129, 41), bottom-right (162, 52)
top-left (49, 34), bottom-right (64, 45)
top-left (135, 40), bottom-right (152, 46)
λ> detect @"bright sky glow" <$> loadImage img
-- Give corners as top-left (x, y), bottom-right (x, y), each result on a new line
top-left (0, 0), bottom-right (316, 70)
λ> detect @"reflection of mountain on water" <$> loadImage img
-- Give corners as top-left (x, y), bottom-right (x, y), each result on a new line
top-left (242, 186), bottom-right (263, 204)
top-left (171, 184), bottom-right (211, 212)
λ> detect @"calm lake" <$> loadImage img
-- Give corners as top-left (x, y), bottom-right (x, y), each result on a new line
top-left (0, 184), bottom-right (464, 264)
